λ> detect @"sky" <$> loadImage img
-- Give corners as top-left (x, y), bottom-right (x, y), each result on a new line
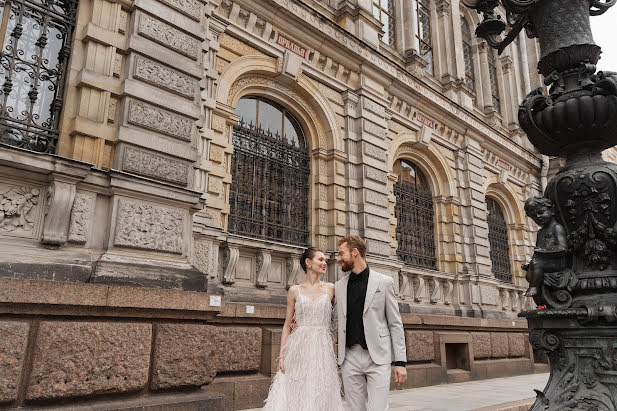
top-left (591, 7), bottom-right (617, 71)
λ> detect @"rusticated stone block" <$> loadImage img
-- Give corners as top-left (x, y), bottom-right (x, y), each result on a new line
top-left (151, 323), bottom-right (217, 390)
top-left (508, 333), bottom-right (527, 358)
top-left (26, 322), bottom-right (151, 400)
top-left (405, 331), bottom-right (435, 362)
top-left (490, 332), bottom-right (509, 359)
top-left (215, 327), bottom-right (261, 372)
top-left (0, 322), bottom-right (29, 403)
top-left (472, 332), bottom-right (492, 359)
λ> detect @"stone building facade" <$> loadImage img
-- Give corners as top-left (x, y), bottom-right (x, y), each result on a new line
top-left (0, 0), bottom-right (567, 408)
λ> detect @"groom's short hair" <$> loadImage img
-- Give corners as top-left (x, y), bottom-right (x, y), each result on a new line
top-left (338, 236), bottom-right (367, 259)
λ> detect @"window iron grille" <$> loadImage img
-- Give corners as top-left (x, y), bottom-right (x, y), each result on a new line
top-left (486, 197), bottom-right (512, 282)
top-left (229, 97), bottom-right (310, 247)
top-left (0, 0), bottom-right (77, 153)
top-left (394, 159), bottom-right (437, 270)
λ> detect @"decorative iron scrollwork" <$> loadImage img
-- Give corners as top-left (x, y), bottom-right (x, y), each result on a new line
top-left (0, 0), bottom-right (77, 153)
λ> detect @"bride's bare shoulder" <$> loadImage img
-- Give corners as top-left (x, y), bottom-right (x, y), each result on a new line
top-left (287, 284), bottom-right (300, 298)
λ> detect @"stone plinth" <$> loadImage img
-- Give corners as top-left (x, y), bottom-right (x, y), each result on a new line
top-left (151, 323), bottom-right (218, 390)
top-left (0, 322), bottom-right (29, 403)
top-left (26, 322), bottom-right (152, 400)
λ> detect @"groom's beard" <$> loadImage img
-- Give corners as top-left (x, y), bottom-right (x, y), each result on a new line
top-left (340, 259), bottom-right (354, 272)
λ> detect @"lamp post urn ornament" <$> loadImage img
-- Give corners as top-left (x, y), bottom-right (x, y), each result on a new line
top-left (460, 0), bottom-right (617, 409)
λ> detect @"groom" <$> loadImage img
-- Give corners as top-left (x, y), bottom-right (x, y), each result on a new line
top-left (335, 236), bottom-right (407, 411)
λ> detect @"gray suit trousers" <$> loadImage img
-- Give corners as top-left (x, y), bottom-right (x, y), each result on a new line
top-left (342, 344), bottom-right (390, 411)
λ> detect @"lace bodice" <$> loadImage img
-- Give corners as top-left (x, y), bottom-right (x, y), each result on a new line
top-left (294, 291), bottom-right (332, 328)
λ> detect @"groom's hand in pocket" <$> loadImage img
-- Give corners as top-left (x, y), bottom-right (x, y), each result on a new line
top-left (393, 366), bottom-right (407, 387)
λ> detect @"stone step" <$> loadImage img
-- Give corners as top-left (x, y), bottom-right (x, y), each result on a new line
top-left (23, 391), bottom-right (224, 411)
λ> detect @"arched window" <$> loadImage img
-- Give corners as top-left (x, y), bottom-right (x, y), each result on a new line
top-left (461, 18), bottom-right (475, 91)
top-left (229, 97), bottom-right (310, 246)
top-left (394, 159), bottom-right (436, 269)
top-left (487, 50), bottom-right (501, 113)
top-left (415, 0), bottom-right (433, 75)
top-left (0, 0), bottom-right (78, 153)
top-left (486, 197), bottom-right (512, 282)
top-left (373, 0), bottom-right (395, 47)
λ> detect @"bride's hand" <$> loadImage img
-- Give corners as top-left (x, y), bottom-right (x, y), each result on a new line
top-left (278, 357), bottom-right (285, 374)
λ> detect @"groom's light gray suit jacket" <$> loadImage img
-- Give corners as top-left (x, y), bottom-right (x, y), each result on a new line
top-left (335, 270), bottom-right (406, 366)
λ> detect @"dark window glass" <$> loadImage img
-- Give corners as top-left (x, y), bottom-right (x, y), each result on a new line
top-left (229, 96), bottom-right (309, 246)
top-left (416, 0), bottom-right (433, 75)
top-left (394, 159), bottom-right (436, 270)
top-left (488, 50), bottom-right (501, 114)
top-left (462, 18), bottom-right (475, 91)
top-left (373, 0), bottom-right (395, 47)
top-left (0, 0), bottom-right (77, 153)
top-left (486, 197), bottom-right (512, 282)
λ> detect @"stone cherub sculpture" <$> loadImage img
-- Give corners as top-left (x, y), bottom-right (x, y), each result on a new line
top-left (523, 196), bottom-right (569, 297)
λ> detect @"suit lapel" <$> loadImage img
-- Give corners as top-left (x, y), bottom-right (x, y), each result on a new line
top-left (339, 274), bottom-right (350, 317)
top-left (363, 271), bottom-right (380, 314)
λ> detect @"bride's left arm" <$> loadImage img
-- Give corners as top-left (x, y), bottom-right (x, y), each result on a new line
top-left (328, 283), bottom-right (337, 332)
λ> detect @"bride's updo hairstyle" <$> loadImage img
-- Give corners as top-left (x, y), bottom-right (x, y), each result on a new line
top-left (300, 247), bottom-right (324, 272)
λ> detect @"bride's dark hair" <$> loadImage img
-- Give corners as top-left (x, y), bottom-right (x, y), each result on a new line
top-left (300, 247), bottom-right (324, 272)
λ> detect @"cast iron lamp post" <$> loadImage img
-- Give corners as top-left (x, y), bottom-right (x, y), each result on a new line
top-left (460, 0), bottom-right (617, 409)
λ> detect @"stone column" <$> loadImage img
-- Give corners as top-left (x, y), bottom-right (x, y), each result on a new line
top-left (499, 55), bottom-right (517, 129)
top-left (435, 0), bottom-right (457, 86)
top-left (477, 41), bottom-right (494, 114)
top-left (57, 0), bottom-right (130, 168)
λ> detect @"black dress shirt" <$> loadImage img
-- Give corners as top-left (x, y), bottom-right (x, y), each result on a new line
top-left (345, 266), bottom-right (407, 367)
top-left (345, 265), bottom-right (370, 349)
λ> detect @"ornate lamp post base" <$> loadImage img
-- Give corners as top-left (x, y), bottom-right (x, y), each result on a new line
top-left (525, 309), bottom-right (617, 410)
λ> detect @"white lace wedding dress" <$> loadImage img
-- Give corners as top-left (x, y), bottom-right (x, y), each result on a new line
top-left (263, 290), bottom-right (343, 410)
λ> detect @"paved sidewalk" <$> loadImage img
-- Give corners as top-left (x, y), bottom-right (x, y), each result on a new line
top-left (386, 373), bottom-right (548, 411)
top-left (245, 373), bottom-right (548, 410)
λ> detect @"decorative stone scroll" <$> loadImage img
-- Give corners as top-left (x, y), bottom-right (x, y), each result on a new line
top-left (114, 199), bottom-right (184, 254)
top-left (122, 146), bottom-right (189, 185)
top-left (128, 100), bottom-right (193, 141)
top-left (286, 256), bottom-right (302, 289)
top-left (222, 246), bottom-right (239, 285)
top-left (138, 14), bottom-right (200, 60)
top-left (256, 251), bottom-right (272, 289)
top-left (134, 55), bottom-right (197, 99)
top-left (68, 194), bottom-right (93, 244)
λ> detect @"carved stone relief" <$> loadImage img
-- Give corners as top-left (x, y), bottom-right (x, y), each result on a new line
top-left (365, 166), bottom-right (388, 184)
top-left (412, 274), bottom-right (424, 302)
top-left (134, 55), bottom-right (197, 99)
top-left (68, 193), bottom-right (94, 244)
top-left (114, 199), bottom-right (185, 254)
top-left (480, 284), bottom-right (499, 306)
top-left (428, 278), bottom-right (439, 304)
top-left (138, 14), bottom-right (200, 60)
top-left (363, 120), bottom-right (386, 139)
top-left (122, 146), bottom-right (189, 185)
top-left (366, 239), bottom-right (391, 256)
top-left (209, 145), bottom-right (224, 163)
top-left (363, 98), bottom-right (386, 117)
top-left (193, 239), bottom-right (219, 279)
top-left (159, 0), bottom-right (202, 21)
top-left (0, 185), bottom-right (41, 236)
top-left (219, 33), bottom-right (264, 56)
top-left (364, 143), bottom-right (387, 162)
top-left (366, 190), bottom-right (388, 206)
top-left (336, 186), bottom-right (345, 200)
top-left (128, 100), bottom-right (193, 141)
top-left (211, 115), bottom-right (227, 134)
top-left (366, 215), bottom-right (389, 231)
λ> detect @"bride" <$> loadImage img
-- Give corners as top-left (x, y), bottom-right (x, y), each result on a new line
top-left (263, 247), bottom-right (343, 410)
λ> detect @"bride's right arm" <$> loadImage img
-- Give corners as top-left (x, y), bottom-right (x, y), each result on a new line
top-left (278, 285), bottom-right (298, 373)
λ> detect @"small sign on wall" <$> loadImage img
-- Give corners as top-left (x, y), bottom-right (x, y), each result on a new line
top-left (276, 33), bottom-right (307, 59)
top-left (209, 295), bottom-right (221, 307)
top-left (414, 111), bottom-right (435, 129)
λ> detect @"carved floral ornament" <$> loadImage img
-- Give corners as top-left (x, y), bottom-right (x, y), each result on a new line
top-left (226, 76), bottom-right (327, 148)
top-left (0, 186), bottom-right (40, 232)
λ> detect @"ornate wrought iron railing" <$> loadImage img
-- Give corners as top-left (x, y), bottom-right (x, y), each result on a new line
top-left (228, 121), bottom-right (310, 247)
top-left (394, 178), bottom-right (437, 270)
top-left (487, 197), bottom-right (512, 282)
top-left (0, 0), bottom-right (77, 153)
